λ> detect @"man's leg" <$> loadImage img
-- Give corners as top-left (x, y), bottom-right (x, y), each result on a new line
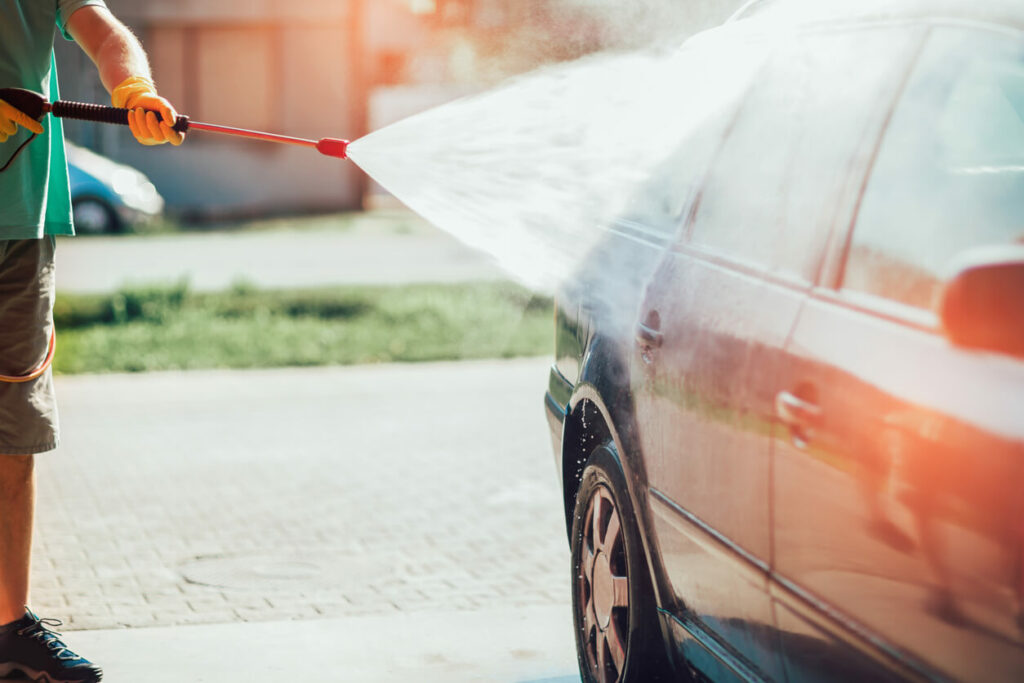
top-left (0, 453), bottom-right (34, 625)
top-left (0, 450), bottom-right (105, 683)
top-left (0, 239), bottom-right (50, 626)
top-left (0, 238), bottom-right (101, 680)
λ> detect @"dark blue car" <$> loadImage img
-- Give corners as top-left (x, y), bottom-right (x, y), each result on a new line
top-left (546, 1), bottom-right (1024, 681)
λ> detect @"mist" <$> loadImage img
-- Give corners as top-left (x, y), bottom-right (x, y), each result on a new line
top-left (347, 18), bottom-right (773, 293)
top-left (549, 0), bottom-right (741, 50)
top-left (348, 0), bottom-right (1024, 337)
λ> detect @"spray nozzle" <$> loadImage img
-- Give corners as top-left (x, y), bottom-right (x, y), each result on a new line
top-left (316, 138), bottom-right (349, 159)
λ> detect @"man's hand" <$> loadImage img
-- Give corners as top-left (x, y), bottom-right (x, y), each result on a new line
top-left (112, 76), bottom-right (183, 146)
top-left (0, 99), bottom-right (44, 143)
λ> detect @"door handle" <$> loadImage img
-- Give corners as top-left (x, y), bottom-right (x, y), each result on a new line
top-left (635, 322), bottom-right (663, 348)
top-left (776, 391), bottom-right (822, 448)
top-left (776, 391), bottom-right (822, 425)
top-left (636, 310), bottom-right (663, 349)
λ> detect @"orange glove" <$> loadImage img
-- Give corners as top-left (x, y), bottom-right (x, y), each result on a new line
top-left (112, 76), bottom-right (184, 146)
top-left (0, 98), bottom-right (44, 143)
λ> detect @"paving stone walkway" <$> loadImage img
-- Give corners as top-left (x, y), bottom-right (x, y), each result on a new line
top-left (31, 358), bottom-right (571, 632)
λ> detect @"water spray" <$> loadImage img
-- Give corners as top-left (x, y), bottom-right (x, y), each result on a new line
top-left (0, 87), bottom-right (350, 169)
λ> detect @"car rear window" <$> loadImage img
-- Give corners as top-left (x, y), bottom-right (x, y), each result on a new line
top-left (843, 27), bottom-right (1024, 313)
top-left (686, 27), bottom-right (917, 282)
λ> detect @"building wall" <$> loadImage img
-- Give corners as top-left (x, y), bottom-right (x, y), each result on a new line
top-left (55, 0), bottom-right (366, 219)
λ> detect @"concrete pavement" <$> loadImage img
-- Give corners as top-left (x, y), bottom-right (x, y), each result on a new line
top-left (27, 358), bottom-right (580, 681)
top-left (68, 607), bottom-right (578, 682)
top-left (55, 209), bottom-right (504, 293)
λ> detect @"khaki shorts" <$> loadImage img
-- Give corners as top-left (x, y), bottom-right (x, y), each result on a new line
top-left (0, 237), bottom-right (58, 454)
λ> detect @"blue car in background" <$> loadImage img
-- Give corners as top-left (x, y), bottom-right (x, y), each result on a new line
top-left (66, 142), bottom-right (164, 234)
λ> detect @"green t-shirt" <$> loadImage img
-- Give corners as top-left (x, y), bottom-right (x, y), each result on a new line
top-left (0, 0), bottom-right (107, 239)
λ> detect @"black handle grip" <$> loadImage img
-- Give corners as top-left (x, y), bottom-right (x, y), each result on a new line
top-left (50, 100), bottom-right (190, 134)
top-left (0, 88), bottom-right (47, 120)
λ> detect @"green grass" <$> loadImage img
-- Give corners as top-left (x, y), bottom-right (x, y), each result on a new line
top-left (53, 281), bottom-right (553, 374)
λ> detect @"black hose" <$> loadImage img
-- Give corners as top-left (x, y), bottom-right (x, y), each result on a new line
top-left (0, 133), bottom-right (36, 173)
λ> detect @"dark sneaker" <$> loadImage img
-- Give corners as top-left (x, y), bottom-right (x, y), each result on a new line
top-left (0, 610), bottom-right (102, 682)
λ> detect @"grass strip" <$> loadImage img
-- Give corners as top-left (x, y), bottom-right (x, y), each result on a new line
top-left (53, 281), bottom-right (553, 374)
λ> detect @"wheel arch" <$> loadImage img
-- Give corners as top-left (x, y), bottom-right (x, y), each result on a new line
top-left (560, 344), bottom-right (673, 616)
top-left (560, 391), bottom-right (613, 538)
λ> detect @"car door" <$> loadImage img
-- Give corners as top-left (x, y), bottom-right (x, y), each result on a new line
top-left (630, 26), bottom-right (919, 682)
top-left (771, 26), bottom-right (1024, 682)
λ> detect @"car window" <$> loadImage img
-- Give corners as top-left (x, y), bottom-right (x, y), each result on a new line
top-left (843, 28), bottom-right (1024, 313)
top-left (687, 28), bottom-right (914, 282)
top-left (617, 114), bottom-right (730, 240)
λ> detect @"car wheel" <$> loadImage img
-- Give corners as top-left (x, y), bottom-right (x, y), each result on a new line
top-left (72, 198), bottom-right (119, 235)
top-left (571, 443), bottom-right (673, 683)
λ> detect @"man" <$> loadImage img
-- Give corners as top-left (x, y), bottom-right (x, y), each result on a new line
top-left (0, 2), bottom-right (182, 680)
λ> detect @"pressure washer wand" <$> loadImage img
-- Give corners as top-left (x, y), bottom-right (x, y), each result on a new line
top-left (172, 119), bottom-right (350, 159)
top-left (0, 87), bottom-right (349, 159)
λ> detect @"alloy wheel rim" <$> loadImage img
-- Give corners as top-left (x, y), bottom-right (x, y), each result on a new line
top-left (578, 484), bottom-right (630, 683)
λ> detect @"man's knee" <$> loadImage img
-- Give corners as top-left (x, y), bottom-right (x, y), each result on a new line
top-left (0, 454), bottom-right (34, 489)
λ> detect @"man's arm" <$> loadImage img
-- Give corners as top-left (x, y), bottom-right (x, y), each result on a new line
top-left (65, 5), bottom-right (183, 146)
top-left (64, 5), bottom-right (148, 94)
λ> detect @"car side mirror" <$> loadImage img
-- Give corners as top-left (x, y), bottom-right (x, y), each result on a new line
top-left (939, 245), bottom-right (1024, 358)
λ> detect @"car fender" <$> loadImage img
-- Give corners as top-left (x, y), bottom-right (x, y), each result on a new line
top-left (564, 332), bottom-right (674, 615)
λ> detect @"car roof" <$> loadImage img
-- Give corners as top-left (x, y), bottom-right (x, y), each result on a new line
top-left (728, 0), bottom-right (1024, 31)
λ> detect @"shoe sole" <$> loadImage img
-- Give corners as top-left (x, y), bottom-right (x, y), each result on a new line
top-left (0, 661), bottom-right (102, 683)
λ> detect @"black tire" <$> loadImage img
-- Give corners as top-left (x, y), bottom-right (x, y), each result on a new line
top-left (72, 198), bottom-right (119, 235)
top-left (571, 443), bottom-right (675, 683)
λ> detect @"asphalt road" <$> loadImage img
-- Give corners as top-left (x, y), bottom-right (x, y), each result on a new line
top-left (30, 358), bottom-right (580, 681)
top-left (54, 210), bottom-right (504, 293)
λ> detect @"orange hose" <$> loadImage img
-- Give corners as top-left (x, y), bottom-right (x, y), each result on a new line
top-left (0, 329), bottom-right (56, 383)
